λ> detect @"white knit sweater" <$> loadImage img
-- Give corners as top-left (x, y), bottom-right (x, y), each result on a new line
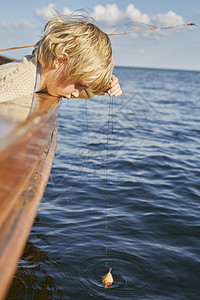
top-left (0, 55), bottom-right (96, 103)
top-left (0, 56), bottom-right (37, 103)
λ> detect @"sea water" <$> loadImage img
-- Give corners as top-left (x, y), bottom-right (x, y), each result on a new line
top-left (7, 67), bottom-right (200, 299)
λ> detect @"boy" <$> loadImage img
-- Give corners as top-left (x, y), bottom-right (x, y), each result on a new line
top-left (0, 15), bottom-right (122, 103)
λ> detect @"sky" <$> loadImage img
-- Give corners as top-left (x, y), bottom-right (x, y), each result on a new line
top-left (0, 0), bottom-right (200, 71)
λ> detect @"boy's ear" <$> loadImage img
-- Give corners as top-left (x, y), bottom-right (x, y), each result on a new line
top-left (54, 52), bottom-right (69, 69)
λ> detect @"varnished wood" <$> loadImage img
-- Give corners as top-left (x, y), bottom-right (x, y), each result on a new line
top-left (0, 93), bottom-right (62, 300)
top-left (0, 55), bottom-right (14, 65)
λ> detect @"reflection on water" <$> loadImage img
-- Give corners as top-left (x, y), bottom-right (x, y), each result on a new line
top-left (7, 236), bottom-right (61, 300)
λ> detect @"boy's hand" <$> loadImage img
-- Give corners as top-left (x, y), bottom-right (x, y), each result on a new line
top-left (107, 75), bottom-right (122, 97)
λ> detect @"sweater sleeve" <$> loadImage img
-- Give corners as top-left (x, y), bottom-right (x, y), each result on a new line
top-left (0, 56), bottom-right (37, 103)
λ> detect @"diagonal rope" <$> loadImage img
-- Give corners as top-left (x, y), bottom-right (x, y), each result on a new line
top-left (0, 23), bottom-right (196, 53)
top-left (0, 44), bottom-right (35, 52)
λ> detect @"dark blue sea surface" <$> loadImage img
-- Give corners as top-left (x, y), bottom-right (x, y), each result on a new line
top-left (7, 67), bottom-right (200, 299)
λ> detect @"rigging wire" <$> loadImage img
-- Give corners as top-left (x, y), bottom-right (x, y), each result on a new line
top-left (108, 23), bottom-right (196, 36)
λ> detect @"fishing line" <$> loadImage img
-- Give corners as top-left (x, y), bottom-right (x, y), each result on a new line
top-left (105, 95), bottom-right (114, 269)
top-left (84, 98), bottom-right (90, 165)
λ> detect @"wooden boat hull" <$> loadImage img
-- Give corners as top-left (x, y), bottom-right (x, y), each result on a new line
top-left (0, 91), bottom-right (61, 299)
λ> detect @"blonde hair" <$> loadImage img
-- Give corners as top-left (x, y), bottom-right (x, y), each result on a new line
top-left (33, 15), bottom-right (114, 95)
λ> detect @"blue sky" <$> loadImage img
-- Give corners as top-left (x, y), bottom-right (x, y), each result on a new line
top-left (0, 0), bottom-right (200, 70)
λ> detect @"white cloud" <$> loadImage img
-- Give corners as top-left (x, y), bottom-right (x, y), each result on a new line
top-left (35, 3), bottom-right (56, 20)
top-left (21, 21), bottom-right (37, 29)
top-left (0, 22), bottom-right (10, 29)
top-left (91, 4), bottom-right (125, 26)
top-left (90, 4), bottom-right (185, 40)
top-left (62, 7), bottom-right (73, 16)
top-left (152, 10), bottom-right (184, 26)
top-left (0, 21), bottom-right (36, 30)
top-left (0, 3), bottom-right (185, 39)
top-left (34, 4), bottom-right (79, 21)
top-left (92, 4), bottom-right (185, 39)
top-left (125, 4), bottom-right (150, 24)
top-left (33, 3), bottom-right (184, 32)
top-left (138, 48), bottom-right (145, 54)
top-left (91, 4), bottom-right (184, 28)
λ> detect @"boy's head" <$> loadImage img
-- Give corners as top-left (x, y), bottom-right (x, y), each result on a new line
top-left (33, 15), bottom-right (114, 95)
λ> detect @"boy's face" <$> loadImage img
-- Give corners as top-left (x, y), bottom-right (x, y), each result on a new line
top-left (45, 64), bottom-right (87, 99)
top-left (47, 81), bottom-right (86, 99)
